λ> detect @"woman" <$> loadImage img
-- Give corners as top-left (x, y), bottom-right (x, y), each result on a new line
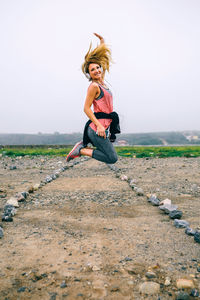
top-left (66, 33), bottom-right (120, 164)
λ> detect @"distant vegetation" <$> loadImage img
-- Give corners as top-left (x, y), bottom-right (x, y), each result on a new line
top-left (0, 130), bottom-right (200, 146)
top-left (1, 145), bottom-right (200, 158)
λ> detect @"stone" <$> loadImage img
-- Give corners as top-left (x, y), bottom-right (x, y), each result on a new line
top-left (9, 165), bottom-right (17, 170)
top-left (159, 198), bottom-right (171, 206)
top-left (194, 231), bottom-right (200, 243)
top-left (185, 227), bottom-right (196, 236)
top-left (2, 215), bottom-right (13, 222)
top-left (60, 281), bottom-right (67, 288)
top-left (160, 204), bottom-right (178, 214)
top-left (17, 287), bottom-right (26, 293)
top-left (164, 277), bottom-right (171, 286)
top-left (174, 219), bottom-right (189, 228)
top-left (6, 197), bottom-right (19, 208)
top-left (17, 193), bottom-right (25, 202)
top-left (4, 204), bottom-right (16, 216)
top-left (0, 227), bottom-right (3, 238)
top-left (135, 187), bottom-right (144, 196)
top-left (190, 289), bottom-right (199, 297)
top-left (46, 176), bottom-right (52, 183)
top-left (21, 191), bottom-right (29, 199)
top-left (176, 278), bottom-right (194, 289)
top-left (92, 265), bottom-right (101, 271)
top-left (33, 183), bottom-right (40, 191)
top-left (148, 195), bottom-right (160, 206)
top-left (145, 271), bottom-right (156, 279)
top-left (169, 210), bottom-right (183, 219)
top-left (176, 291), bottom-right (190, 300)
top-left (120, 174), bottom-right (128, 181)
top-left (28, 186), bottom-right (34, 193)
top-left (139, 281), bottom-right (160, 295)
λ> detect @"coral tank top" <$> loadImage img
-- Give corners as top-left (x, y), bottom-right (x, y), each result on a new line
top-left (89, 83), bottom-right (113, 132)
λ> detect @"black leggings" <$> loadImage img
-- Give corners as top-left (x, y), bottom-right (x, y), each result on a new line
top-left (87, 126), bottom-right (118, 164)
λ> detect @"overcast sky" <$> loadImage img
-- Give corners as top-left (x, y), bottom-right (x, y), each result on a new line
top-left (0, 0), bottom-right (200, 134)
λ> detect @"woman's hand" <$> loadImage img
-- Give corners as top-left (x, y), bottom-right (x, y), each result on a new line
top-left (97, 124), bottom-right (106, 139)
top-left (94, 33), bottom-right (105, 44)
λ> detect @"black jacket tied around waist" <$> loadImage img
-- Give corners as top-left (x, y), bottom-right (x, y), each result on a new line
top-left (83, 111), bottom-right (121, 147)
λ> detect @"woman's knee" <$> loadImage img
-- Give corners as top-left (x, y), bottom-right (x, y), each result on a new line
top-left (107, 153), bottom-right (118, 164)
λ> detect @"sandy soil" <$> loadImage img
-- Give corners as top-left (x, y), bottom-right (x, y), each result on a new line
top-left (0, 155), bottom-right (200, 300)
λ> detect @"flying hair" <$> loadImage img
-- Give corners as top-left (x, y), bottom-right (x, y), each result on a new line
top-left (82, 43), bottom-right (112, 79)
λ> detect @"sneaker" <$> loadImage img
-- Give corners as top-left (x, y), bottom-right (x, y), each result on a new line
top-left (66, 141), bottom-right (84, 162)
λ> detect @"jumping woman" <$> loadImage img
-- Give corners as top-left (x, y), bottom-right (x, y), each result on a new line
top-left (66, 33), bottom-right (120, 164)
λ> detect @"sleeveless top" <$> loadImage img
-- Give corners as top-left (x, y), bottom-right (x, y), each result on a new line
top-left (89, 83), bottom-right (113, 132)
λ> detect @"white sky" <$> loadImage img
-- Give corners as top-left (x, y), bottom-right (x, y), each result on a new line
top-left (0, 0), bottom-right (200, 134)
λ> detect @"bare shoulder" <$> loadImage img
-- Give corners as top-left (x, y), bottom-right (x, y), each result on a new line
top-left (88, 82), bottom-right (99, 91)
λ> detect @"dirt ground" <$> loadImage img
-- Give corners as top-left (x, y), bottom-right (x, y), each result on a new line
top-left (0, 155), bottom-right (200, 300)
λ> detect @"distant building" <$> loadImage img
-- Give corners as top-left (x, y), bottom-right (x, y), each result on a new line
top-left (116, 140), bottom-right (129, 146)
top-left (185, 135), bottom-right (199, 141)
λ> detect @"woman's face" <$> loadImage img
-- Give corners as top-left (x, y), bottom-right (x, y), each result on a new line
top-left (88, 63), bottom-right (102, 81)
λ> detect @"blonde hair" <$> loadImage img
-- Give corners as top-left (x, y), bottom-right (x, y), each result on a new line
top-left (82, 43), bottom-right (112, 79)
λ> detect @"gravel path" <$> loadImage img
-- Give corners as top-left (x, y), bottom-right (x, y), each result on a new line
top-left (0, 156), bottom-right (199, 299)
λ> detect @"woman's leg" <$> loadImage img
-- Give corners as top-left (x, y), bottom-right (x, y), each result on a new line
top-left (85, 126), bottom-right (118, 164)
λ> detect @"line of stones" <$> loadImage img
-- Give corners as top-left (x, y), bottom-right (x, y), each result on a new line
top-left (0, 157), bottom-right (89, 239)
top-left (107, 164), bottom-right (200, 244)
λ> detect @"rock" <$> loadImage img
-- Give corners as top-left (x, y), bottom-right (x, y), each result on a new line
top-left (21, 191), bottom-right (29, 199)
top-left (176, 278), bottom-right (194, 289)
top-left (160, 204), bottom-right (178, 214)
top-left (33, 183), bottom-right (40, 191)
top-left (159, 198), bottom-right (171, 206)
top-left (92, 265), bottom-right (101, 271)
top-left (60, 281), bottom-right (67, 288)
top-left (176, 291), bottom-right (190, 300)
top-left (185, 227), bottom-right (196, 236)
top-left (51, 174), bottom-right (57, 180)
top-left (28, 186), bottom-right (34, 193)
top-left (129, 179), bottom-right (137, 185)
top-left (194, 231), bottom-right (200, 243)
top-left (190, 289), bottom-right (199, 297)
top-left (6, 197), bottom-right (19, 208)
top-left (0, 227), bottom-right (4, 238)
top-left (9, 165), bottom-right (17, 170)
top-left (17, 193), bottom-right (25, 202)
top-left (17, 287), bottom-right (26, 293)
top-left (135, 187), bottom-right (144, 196)
top-left (120, 175), bottom-right (128, 181)
top-left (2, 215), bottom-right (13, 222)
top-left (164, 277), bottom-right (171, 286)
top-left (145, 271), bottom-right (156, 279)
top-left (174, 219), bottom-right (189, 228)
top-left (169, 210), bottom-right (183, 219)
top-left (148, 194), bottom-right (160, 206)
top-left (45, 176), bottom-right (52, 183)
top-left (139, 281), bottom-right (160, 295)
top-left (110, 286), bottom-right (120, 292)
top-left (4, 204), bottom-right (16, 216)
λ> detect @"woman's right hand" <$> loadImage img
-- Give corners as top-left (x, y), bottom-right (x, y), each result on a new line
top-left (96, 124), bottom-right (106, 139)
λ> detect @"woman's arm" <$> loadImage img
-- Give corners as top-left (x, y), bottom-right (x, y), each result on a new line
top-left (93, 32), bottom-right (105, 44)
top-left (84, 83), bottom-right (106, 139)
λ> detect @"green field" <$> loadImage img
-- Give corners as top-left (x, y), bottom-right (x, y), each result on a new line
top-left (1, 145), bottom-right (200, 158)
